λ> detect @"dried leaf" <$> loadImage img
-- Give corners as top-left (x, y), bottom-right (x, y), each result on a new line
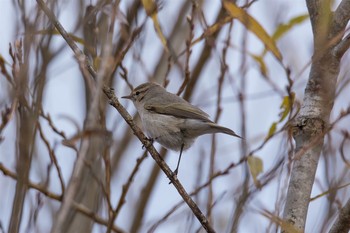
top-left (260, 14), bottom-right (309, 57)
top-left (248, 156), bottom-right (263, 187)
top-left (266, 122), bottom-right (277, 140)
top-left (279, 93), bottom-right (295, 122)
top-left (223, 1), bottom-right (282, 60)
top-left (192, 16), bottom-right (232, 46)
top-left (261, 211), bottom-right (302, 233)
top-left (34, 29), bottom-right (85, 45)
top-left (142, 0), bottom-right (168, 52)
top-left (273, 14), bottom-right (309, 41)
top-left (252, 54), bottom-right (268, 76)
top-left (0, 54), bottom-right (10, 65)
top-left (141, 0), bottom-right (157, 15)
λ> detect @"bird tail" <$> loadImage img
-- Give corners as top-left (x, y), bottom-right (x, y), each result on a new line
top-left (208, 122), bottom-right (243, 139)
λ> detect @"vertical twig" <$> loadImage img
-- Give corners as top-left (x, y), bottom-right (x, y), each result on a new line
top-left (176, 1), bottom-right (195, 96)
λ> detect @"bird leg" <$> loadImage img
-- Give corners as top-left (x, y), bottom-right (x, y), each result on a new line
top-left (173, 143), bottom-right (184, 175)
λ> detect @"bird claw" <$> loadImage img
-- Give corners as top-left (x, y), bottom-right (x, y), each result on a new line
top-left (168, 170), bottom-right (178, 185)
top-left (142, 138), bottom-right (154, 149)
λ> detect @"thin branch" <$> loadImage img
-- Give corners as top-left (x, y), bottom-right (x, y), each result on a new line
top-left (119, 63), bottom-right (133, 90)
top-left (339, 130), bottom-right (350, 167)
top-left (331, 0), bottom-right (350, 37)
top-left (310, 182), bottom-right (350, 202)
top-left (207, 20), bottom-right (232, 223)
top-left (40, 111), bottom-right (67, 139)
top-left (72, 202), bottom-right (126, 233)
top-left (106, 151), bottom-right (148, 233)
top-left (36, 0), bottom-right (96, 77)
top-left (334, 32), bottom-right (350, 58)
top-left (129, 148), bottom-right (167, 233)
top-left (149, 156), bottom-right (248, 232)
top-left (0, 53), bottom-right (14, 85)
top-left (37, 122), bottom-right (65, 194)
top-left (82, 155), bottom-right (114, 212)
top-left (0, 163), bottom-right (125, 233)
top-left (176, 1), bottom-right (195, 96)
top-left (0, 163), bottom-right (62, 200)
top-left (0, 100), bottom-right (18, 138)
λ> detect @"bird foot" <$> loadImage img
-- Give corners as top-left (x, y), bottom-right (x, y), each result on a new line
top-left (168, 169), bottom-right (178, 185)
top-left (142, 138), bottom-right (154, 149)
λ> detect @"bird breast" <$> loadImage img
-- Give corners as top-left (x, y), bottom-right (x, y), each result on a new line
top-left (140, 112), bottom-right (194, 151)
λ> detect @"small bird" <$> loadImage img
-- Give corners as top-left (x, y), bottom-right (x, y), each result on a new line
top-left (122, 82), bottom-right (242, 175)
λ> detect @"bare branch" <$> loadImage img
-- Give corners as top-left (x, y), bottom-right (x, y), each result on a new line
top-left (334, 32), bottom-right (350, 58)
top-left (176, 2), bottom-right (195, 96)
top-left (0, 162), bottom-right (126, 232)
top-left (331, 0), bottom-right (350, 37)
top-left (0, 163), bottom-right (62, 201)
top-left (106, 151), bottom-right (148, 233)
top-left (37, 122), bottom-right (65, 194)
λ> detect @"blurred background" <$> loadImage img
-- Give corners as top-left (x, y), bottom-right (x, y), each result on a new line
top-left (0, 0), bottom-right (349, 232)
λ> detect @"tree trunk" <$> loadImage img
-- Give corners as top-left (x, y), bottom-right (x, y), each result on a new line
top-left (283, 0), bottom-right (350, 231)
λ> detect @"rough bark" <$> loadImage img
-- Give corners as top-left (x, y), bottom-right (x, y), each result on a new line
top-left (282, 0), bottom-right (350, 231)
top-left (329, 198), bottom-right (350, 233)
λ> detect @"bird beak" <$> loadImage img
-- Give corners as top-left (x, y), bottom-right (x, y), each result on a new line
top-left (122, 94), bottom-right (133, 100)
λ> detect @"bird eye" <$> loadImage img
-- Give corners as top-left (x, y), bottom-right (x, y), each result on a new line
top-left (135, 91), bottom-right (140, 96)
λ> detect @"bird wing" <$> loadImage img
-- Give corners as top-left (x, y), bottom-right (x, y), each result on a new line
top-left (144, 102), bottom-right (211, 122)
